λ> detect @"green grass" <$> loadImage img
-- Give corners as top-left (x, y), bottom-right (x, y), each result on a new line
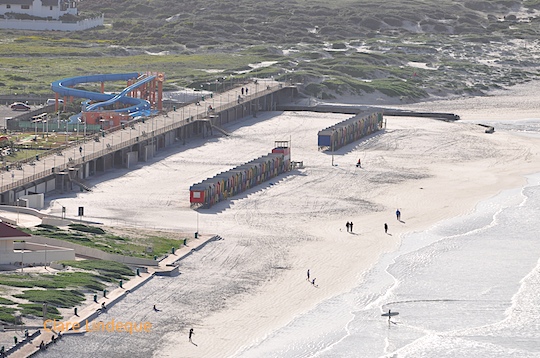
top-left (0, 272), bottom-right (107, 291)
top-left (24, 225), bottom-right (187, 258)
top-left (0, 297), bottom-right (16, 305)
top-left (18, 303), bottom-right (62, 320)
top-left (59, 260), bottom-right (135, 280)
top-left (14, 289), bottom-right (86, 308)
top-left (0, 306), bottom-right (17, 324)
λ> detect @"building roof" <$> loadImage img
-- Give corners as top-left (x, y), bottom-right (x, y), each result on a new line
top-left (42, 0), bottom-right (60, 6)
top-left (0, 222), bottom-right (31, 239)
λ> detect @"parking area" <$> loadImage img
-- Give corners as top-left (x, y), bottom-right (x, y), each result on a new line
top-left (0, 103), bottom-right (42, 129)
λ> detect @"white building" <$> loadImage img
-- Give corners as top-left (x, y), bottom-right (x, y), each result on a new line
top-left (0, 0), bottom-right (103, 31)
top-left (0, 0), bottom-right (77, 20)
top-left (0, 222), bottom-right (75, 267)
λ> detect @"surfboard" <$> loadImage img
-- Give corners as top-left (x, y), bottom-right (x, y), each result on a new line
top-left (381, 311), bottom-right (399, 317)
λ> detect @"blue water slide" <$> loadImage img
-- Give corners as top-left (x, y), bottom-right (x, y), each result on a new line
top-left (50, 73), bottom-right (155, 117)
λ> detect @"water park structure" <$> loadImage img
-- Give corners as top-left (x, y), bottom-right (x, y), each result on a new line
top-left (50, 72), bottom-right (164, 130)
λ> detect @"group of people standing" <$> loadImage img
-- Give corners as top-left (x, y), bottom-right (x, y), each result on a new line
top-left (345, 209), bottom-right (401, 236)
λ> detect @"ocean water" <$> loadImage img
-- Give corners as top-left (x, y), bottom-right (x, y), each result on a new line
top-left (235, 120), bottom-right (540, 358)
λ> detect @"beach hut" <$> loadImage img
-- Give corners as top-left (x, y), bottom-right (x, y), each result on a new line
top-left (189, 142), bottom-right (293, 208)
top-left (318, 110), bottom-right (383, 151)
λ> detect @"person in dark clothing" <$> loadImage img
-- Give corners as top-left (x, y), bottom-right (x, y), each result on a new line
top-left (350, 222), bottom-right (353, 232)
top-left (396, 209), bottom-right (401, 221)
top-left (241, 87), bottom-right (245, 95)
top-left (384, 223), bottom-right (388, 234)
top-left (356, 158), bottom-right (361, 168)
top-left (189, 328), bottom-right (194, 342)
top-left (307, 269), bottom-right (310, 281)
top-left (245, 88), bottom-right (249, 95)
top-left (346, 221), bottom-right (350, 232)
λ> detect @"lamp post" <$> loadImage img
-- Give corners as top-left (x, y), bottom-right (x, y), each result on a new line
top-left (16, 197), bottom-right (20, 224)
top-left (21, 240), bottom-right (25, 273)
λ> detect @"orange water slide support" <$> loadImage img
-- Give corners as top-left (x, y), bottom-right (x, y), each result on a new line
top-left (157, 80), bottom-right (163, 111)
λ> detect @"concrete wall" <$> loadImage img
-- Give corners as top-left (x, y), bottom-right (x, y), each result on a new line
top-left (126, 151), bottom-right (138, 169)
top-left (5, 241), bottom-right (75, 265)
top-left (19, 193), bottom-right (44, 210)
top-left (0, 238), bottom-right (14, 253)
top-left (0, 15), bottom-right (104, 31)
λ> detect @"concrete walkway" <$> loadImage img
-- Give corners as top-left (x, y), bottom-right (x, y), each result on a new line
top-left (10, 233), bottom-right (220, 358)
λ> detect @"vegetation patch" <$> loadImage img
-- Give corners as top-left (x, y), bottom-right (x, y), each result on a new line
top-left (68, 223), bottom-right (106, 234)
top-left (59, 260), bottom-right (135, 281)
top-left (0, 297), bottom-right (16, 305)
top-left (0, 306), bottom-right (17, 324)
top-left (18, 303), bottom-right (62, 320)
top-left (0, 272), bottom-right (107, 291)
top-left (24, 225), bottom-right (186, 258)
top-left (14, 289), bottom-right (85, 308)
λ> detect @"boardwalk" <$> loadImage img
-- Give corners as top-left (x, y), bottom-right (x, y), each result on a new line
top-left (0, 79), bottom-right (282, 198)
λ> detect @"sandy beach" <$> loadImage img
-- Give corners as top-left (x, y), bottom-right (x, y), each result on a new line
top-left (38, 81), bottom-right (540, 357)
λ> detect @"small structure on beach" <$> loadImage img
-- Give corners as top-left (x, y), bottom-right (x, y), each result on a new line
top-left (190, 141), bottom-right (292, 208)
top-left (318, 110), bottom-right (384, 151)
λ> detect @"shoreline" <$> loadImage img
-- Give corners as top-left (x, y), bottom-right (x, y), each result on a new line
top-left (29, 81), bottom-right (540, 357)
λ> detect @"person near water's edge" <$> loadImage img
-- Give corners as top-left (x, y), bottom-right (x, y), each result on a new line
top-left (356, 158), bottom-right (361, 168)
top-left (396, 209), bottom-right (401, 221)
top-left (346, 221), bottom-right (350, 232)
top-left (384, 223), bottom-right (388, 234)
top-left (189, 328), bottom-right (194, 342)
top-left (307, 269), bottom-right (310, 281)
top-left (350, 221), bottom-right (353, 232)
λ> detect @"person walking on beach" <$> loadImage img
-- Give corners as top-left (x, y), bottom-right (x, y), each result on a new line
top-left (307, 269), bottom-right (310, 281)
top-left (189, 328), bottom-right (194, 342)
top-left (350, 221), bottom-right (354, 233)
top-left (356, 158), bottom-right (361, 168)
top-left (241, 87), bottom-right (245, 95)
top-left (396, 209), bottom-right (401, 221)
top-left (311, 278), bottom-right (316, 286)
top-left (346, 221), bottom-right (350, 232)
top-left (384, 223), bottom-right (388, 234)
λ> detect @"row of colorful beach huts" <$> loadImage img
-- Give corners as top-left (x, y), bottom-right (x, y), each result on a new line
top-left (317, 110), bottom-right (384, 151)
top-left (189, 111), bottom-right (384, 208)
top-left (189, 142), bottom-right (291, 208)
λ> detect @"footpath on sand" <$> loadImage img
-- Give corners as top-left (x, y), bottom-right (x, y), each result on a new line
top-left (11, 233), bottom-right (221, 358)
